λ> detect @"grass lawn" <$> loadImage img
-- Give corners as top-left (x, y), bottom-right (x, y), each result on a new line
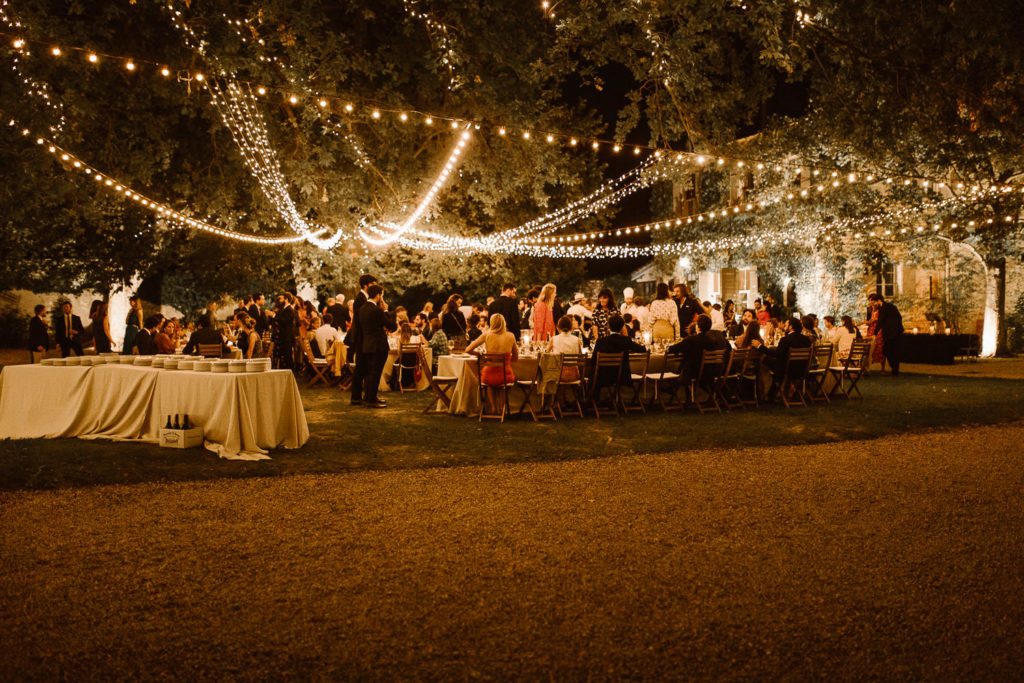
top-left (2, 370), bottom-right (1023, 491)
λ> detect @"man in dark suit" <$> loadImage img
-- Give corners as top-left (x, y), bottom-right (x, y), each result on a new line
top-left (358, 283), bottom-right (397, 408)
top-left (668, 314), bottom-right (730, 383)
top-left (275, 294), bottom-right (298, 370)
top-left (248, 293), bottom-right (268, 336)
top-left (346, 274), bottom-right (378, 405)
top-left (28, 304), bottom-right (49, 362)
top-left (183, 314), bottom-right (228, 356)
top-left (592, 315), bottom-right (646, 390)
top-left (869, 293), bottom-right (904, 376)
top-left (132, 316), bottom-right (160, 355)
top-left (54, 301), bottom-right (84, 357)
top-left (752, 316), bottom-right (812, 401)
top-left (327, 294), bottom-right (350, 333)
top-left (489, 283), bottom-right (521, 340)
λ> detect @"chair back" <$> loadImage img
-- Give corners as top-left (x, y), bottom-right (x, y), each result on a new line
top-left (399, 343), bottom-right (421, 366)
top-left (300, 337), bottom-right (318, 363)
top-left (477, 353), bottom-right (511, 381)
top-left (627, 351), bottom-right (650, 377)
top-left (197, 343), bottom-right (222, 358)
top-left (591, 351), bottom-right (625, 388)
top-left (784, 346), bottom-right (812, 379)
top-left (724, 347), bottom-right (748, 377)
top-left (845, 340), bottom-right (871, 369)
top-left (812, 342), bottom-right (833, 371)
top-left (696, 349), bottom-right (726, 388)
top-left (663, 352), bottom-right (684, 376)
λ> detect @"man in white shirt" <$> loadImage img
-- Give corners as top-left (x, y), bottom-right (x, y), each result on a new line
top-left (567, 293), bottom-right (591, 320)
top-left (619, 287), bottom-right (635, 315)
top-left (314, 312), bottom-right (341, 356)
top-left (709, 303), bottom-right (726, 331)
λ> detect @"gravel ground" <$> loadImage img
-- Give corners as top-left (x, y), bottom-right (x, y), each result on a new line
top-left (2, 423), bottom-right (1024, 680)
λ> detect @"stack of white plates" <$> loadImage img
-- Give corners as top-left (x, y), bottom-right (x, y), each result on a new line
top-left (119, 355), bottom-right (136, 364)
top-left (212, 360), bottom-right (230, 373)
top-left (194, 360), bottom-right (212, 372)
top-left (53, 358), bottom-right (68, 366)
top-left (66, 357), bottom-right (83, 366)
top-left (164, 358), bottom-right (179, 370)
top-left (228, 360), bottom-right (248, 374)
top-left (134, 356), bottom-right (153, 366)
top-left (40, 358), bottom-right (56, 366)
top-left (245, 358), bottom-right (271, 372)
top-left (178, 359), bottom-right (195, 371)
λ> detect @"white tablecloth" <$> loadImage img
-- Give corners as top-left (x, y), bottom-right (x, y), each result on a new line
top-left (332, 343), bottom-right (432, 392)
top-left (0, 364), bottom-right (309, 459)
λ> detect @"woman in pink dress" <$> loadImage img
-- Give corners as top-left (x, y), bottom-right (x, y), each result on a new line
top-left (866, 304), bottom-right (885, 371)
top-left (531, 283), bottom-right (557, 342)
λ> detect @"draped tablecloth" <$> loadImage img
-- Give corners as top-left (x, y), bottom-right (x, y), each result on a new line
top-left (437, 352), bottom-right (669, 416)
top-left (0, 364), bottom-right (308, 460)
top-left (332, 343), bottom-right (431, 392)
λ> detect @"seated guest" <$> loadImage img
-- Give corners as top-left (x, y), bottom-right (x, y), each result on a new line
top-left (467, 314), bottom-right (483, 342)
top-left (183, 314), bottom-right (229, 356)
top-left (394, 322), bottom-right (420, 389)
top-left (551, 315), bottom-right (583, 381)
top-left (153, 320), bottom-right (176, 354)
top-left (735, 319), bottom-right (762, 349)
top-left (751, 316), bottom-right (811, 401)
top-left (801, 315), bottom-right (820, 342)
top-left (314, 312), bottom-right (340, 357)
top-left (709, 303), bottom-right (726, 332)
top-left (592, 315), bottom-right (646, 390)
top-left (132, 316), bottom-right (160, 355)
top-left (236, 313), bottom-right (261, 359)
top-left (668, 314), bottom-right (730, 383)
top-left (466, 313), bottom-right (519, 413)
top-left (426, 318), bottom-right (448, 373)
top-left (835, 315), bottom-right (861, 360)
top-left (412, 313), bottom-right (430, 340)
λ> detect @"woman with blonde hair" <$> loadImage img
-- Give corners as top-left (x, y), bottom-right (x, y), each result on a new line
top-left (467, 313), bottom-right (519, 413)
top-left (531, 283), bottom-right (557, 342)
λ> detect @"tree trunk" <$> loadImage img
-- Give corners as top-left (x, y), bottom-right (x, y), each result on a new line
top-left (982, 258), bottom-right (1008, 357)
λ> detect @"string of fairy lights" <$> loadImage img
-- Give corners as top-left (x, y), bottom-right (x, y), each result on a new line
top-left (4, 2), bottom-right (1021, 259)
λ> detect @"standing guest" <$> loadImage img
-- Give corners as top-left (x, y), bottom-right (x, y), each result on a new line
top-left (632, 296), bottom-right (651, 331)
top-left (490, 283), bottom-right (521, 340)
top-left (647, 283), bottom-right (680, 341)
top-left (532, 283), bottom-right (557, 342)
top-left (709, 303), bottom-right (726, 332)
top-left (358, 284), bottom-right (397, 408)
top-left (754, 299), bottom-right (771, 324)
top-left (122, 296), bottom-right (144, 355)
top-left (28, 304), bottom-right (49, 362)
top-left (426, 319), bottom-right (448, 372)
top-left (54, 301), bottom-right (85, 357)
top-left (591, 288), bottom-right (617, 338)
top-left (869, 293), bottom-right (904, 375)
top-left (566, 293), bottom-right (591, 321)
top-left (521, 288), bottom-right (539, 334)
top-left (764, 294), bottom-right (781, 318)
top-left (183, 314), bottom-right (228, 356)
top-left (421, 301), bottom-right (436, 321)
top-left (466, 313), bottom-right (519, 414)
top-left (276, 294), bottom-right (298, 369)
top-left (346, 274), bottom-right (378, 406)
top-left (248, 293), bottom-right (268, 336)
top-left (723, 300), bottom-right (737, 329)
top-left (153, 320), bottom-right (176, 354)
top-left (551, 296), bottom-right (566, 325)
top-left (132, 316), bottom-right (160, 355)
top-left (441, 294), bottom-right (468, 340)
top-left (675, 284), bottom-right (700, 332)
top-left (327, 294), bottom-right (350, 332)
top-left (92, 302), bottom-right (113, 353)
top-left (751, 316), bottom-right (811, 401)
top-left (234, 313), bottom-right (261, 359)
top-left (314, 312), bottom-right (340, 357)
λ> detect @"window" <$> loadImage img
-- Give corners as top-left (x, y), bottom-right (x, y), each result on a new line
top-left (875, 263), bottom-right (896, 297)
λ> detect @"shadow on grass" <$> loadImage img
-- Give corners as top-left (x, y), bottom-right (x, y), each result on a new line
top-left (1, 372), bottom-right (1022, 491)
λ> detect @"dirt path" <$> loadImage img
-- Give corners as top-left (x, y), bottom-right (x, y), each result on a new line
top-left (3, 423), bottom-right (1024, 679)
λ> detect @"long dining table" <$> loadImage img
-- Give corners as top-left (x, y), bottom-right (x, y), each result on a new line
top-left (436, 352), bottom-right (673, 416)
top-left (331, 342), bottom-right (432, 392)
top-left (0, 362), bottom-right (309, 460)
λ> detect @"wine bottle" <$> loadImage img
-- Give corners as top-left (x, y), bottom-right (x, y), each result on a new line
top-left (165, 415), bottom-right (172, 429)
top-left (173, 414), bottom-right (180, 429)
top-left (182, 414), bottom-right (190, 430)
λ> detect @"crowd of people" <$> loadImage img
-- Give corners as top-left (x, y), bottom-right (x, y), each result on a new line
top-left (26, 280), bottom-right (903, 409)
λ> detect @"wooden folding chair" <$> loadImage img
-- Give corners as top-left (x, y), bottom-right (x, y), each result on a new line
top-left (588, 351), bottom-right (625, 418)
top-left (516, 360), bottom-right (557, 422)
top-left (553, 353), bottom-right (587, 419)
top-left (646, 352), bottom-right (684, 412)
top-left (718, 347), bottom-right (748, 410)
top-left (689, 349), bottom-right (726, 414)
top-left (477, 353), bottom-right (515, 422)
top-left (300, 337), bottom-right (333, 387)
top-left (828, 340), bottom-right (870, 399)
top-left (779, 347), bottom-right (812, 408)
top-left (740, 349), bottom-right (764, 407)
top-left (623, 351), bottom-right (650, 414)
top-left (197, 343), bottom-right (223, 358)
top-left (419, 346), bottom-right (458, 413)
top-left (396, 343), bottom-right (422, 393)
top-left (806, 343), bottom-right (834, 404)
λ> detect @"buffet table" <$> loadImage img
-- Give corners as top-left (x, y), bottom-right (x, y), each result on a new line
top-left (0, 363), bottom-right (308, 459)
top-left (899, 333), bottom-right (980, 365)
